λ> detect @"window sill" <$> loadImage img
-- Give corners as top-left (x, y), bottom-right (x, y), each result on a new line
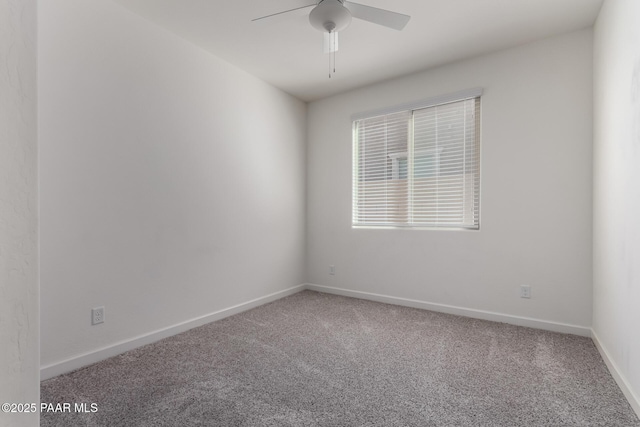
top-left (351, 225), bottom-right (480, 232)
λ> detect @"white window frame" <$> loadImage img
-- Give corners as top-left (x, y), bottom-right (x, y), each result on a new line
top-left (352, 88), bottom-right (482, 230)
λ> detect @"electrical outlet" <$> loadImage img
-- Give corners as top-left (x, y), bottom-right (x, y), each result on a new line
top-left (329, 265), bottom-right (335, 275)
top-left (92, 307), bottom-right (105, 325)
top-left (520, 285), bottom-right (531, 299)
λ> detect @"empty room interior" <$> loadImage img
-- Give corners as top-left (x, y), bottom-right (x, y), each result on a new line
top-left (2, 0), bottom-right (640, 425)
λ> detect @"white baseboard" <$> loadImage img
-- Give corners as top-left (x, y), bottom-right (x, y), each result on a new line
top-left (304, 283), bottom-right (592, 337)
top-left (39, 282), bottom-right (592, 380)
top-left (40, 284), bottom-right (306, 381)
top-left (41, 282), bottom-right (639, 420)
top-left (592, 329), bottom-right (640, 419)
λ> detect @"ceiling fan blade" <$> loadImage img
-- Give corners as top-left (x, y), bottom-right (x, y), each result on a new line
top-left (343, 1), bottom-right (410, 30)
top-left (324, 32), bottom-right (339, 53)
top-left (251, 3), bottom-right (316, 22)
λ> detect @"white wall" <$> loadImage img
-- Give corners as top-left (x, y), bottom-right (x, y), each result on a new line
top-left (593, 0), bottom-right (640, 413)
top-left (0, 0), bottom-right (39, 425)
top-left (39, 0), bottom-right (306, 370)
top-left (307, 29), bottom-right (593, 330)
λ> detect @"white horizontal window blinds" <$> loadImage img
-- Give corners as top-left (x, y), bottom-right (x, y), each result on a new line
top-left (353, 95), bottom-right (480, 229)
top-left (353, 111), bottom-right (411, 226)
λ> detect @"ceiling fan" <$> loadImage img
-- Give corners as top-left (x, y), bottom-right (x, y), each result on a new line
top-left (252, 0), bottom-right (410, 76)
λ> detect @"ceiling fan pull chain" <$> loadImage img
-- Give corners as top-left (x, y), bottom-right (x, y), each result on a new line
top-left (329, 43), bottom-right (332, 78)
top-left (329, 30), bottom-right (333, 78)
top-left (327, 30), bottom-right (336, 78)
top-left (333, 32), bottom-right (336, 74)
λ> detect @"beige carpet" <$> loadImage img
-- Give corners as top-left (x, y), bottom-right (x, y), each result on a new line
top-left (41, 290), bottom-right (639, 426)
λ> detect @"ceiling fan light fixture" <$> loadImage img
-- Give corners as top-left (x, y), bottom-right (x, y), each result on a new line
top-left (309, 0), bottom-right (352, 33)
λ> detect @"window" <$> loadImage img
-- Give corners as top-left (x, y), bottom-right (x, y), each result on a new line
top-left (352, 90), bottom-right (481, 229)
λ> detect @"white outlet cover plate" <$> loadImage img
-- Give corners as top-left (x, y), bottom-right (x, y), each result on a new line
top-left (92, 307), bottom-right (104, 325)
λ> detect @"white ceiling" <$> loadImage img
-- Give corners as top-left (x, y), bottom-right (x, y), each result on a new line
top-left (112, 0), bottom-right (603, 102)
